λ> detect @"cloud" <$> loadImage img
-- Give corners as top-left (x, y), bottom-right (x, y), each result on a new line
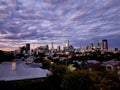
top-left (0, 0), bottom-right (120, 51)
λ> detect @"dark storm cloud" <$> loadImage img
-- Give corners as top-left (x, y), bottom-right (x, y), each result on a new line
top-left (0, 0), bottom-right (120, 50)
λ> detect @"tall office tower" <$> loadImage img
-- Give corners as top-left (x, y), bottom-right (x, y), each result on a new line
top-left (102, 39), bottom-right (108, 50)
top-left (51, 42), bottom-right (54, 50)
top-left (66, 40), bottom-right (69, 48)
top-left (97, 40), bottom-right (101, 50)
top-left (26, 43), bottom-right (30, 54)
top-left (20, 46), bottom-right (26, 54)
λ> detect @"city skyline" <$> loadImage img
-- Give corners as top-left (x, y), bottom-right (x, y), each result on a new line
top-left (0, 0), bottom-right (120, 51)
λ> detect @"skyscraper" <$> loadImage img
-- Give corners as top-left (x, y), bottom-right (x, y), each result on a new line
top-left (26, 43), bottom-right (30, 51)
top-left (51, 42), bottom-right (54, 50)
top-left (90, 43), bottom-right (94, 50)
top-left (102, 39), bottom-right (108, 50)
top-left (66, 40), bottom-right (69, 48)
top-left (26, 43), bottom-right (30, 54)
top-left (96, 40), bottom-right (101, 50)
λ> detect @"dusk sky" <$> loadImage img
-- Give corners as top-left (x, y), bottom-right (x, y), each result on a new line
top-left (0, 0), bottom-right (120, 51)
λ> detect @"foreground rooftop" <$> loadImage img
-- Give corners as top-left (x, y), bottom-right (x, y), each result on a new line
top-left (0, 61), bottom-right (51, 81)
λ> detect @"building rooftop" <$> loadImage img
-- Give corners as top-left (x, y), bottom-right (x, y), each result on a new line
top-left (0, 62), bottom-right (51, 81)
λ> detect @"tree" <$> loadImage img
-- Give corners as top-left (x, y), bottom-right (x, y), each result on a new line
top-left (61, 70), bottom-right (101, 90)
top-left (44, 65), bottom-right (67, 90)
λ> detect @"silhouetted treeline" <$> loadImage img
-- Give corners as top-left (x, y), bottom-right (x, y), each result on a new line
top-left (0, 50), bottom-right (14, 63)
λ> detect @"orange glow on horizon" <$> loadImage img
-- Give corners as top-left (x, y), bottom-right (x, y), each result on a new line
top-left (0, 48), bottom-right (16, 51)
